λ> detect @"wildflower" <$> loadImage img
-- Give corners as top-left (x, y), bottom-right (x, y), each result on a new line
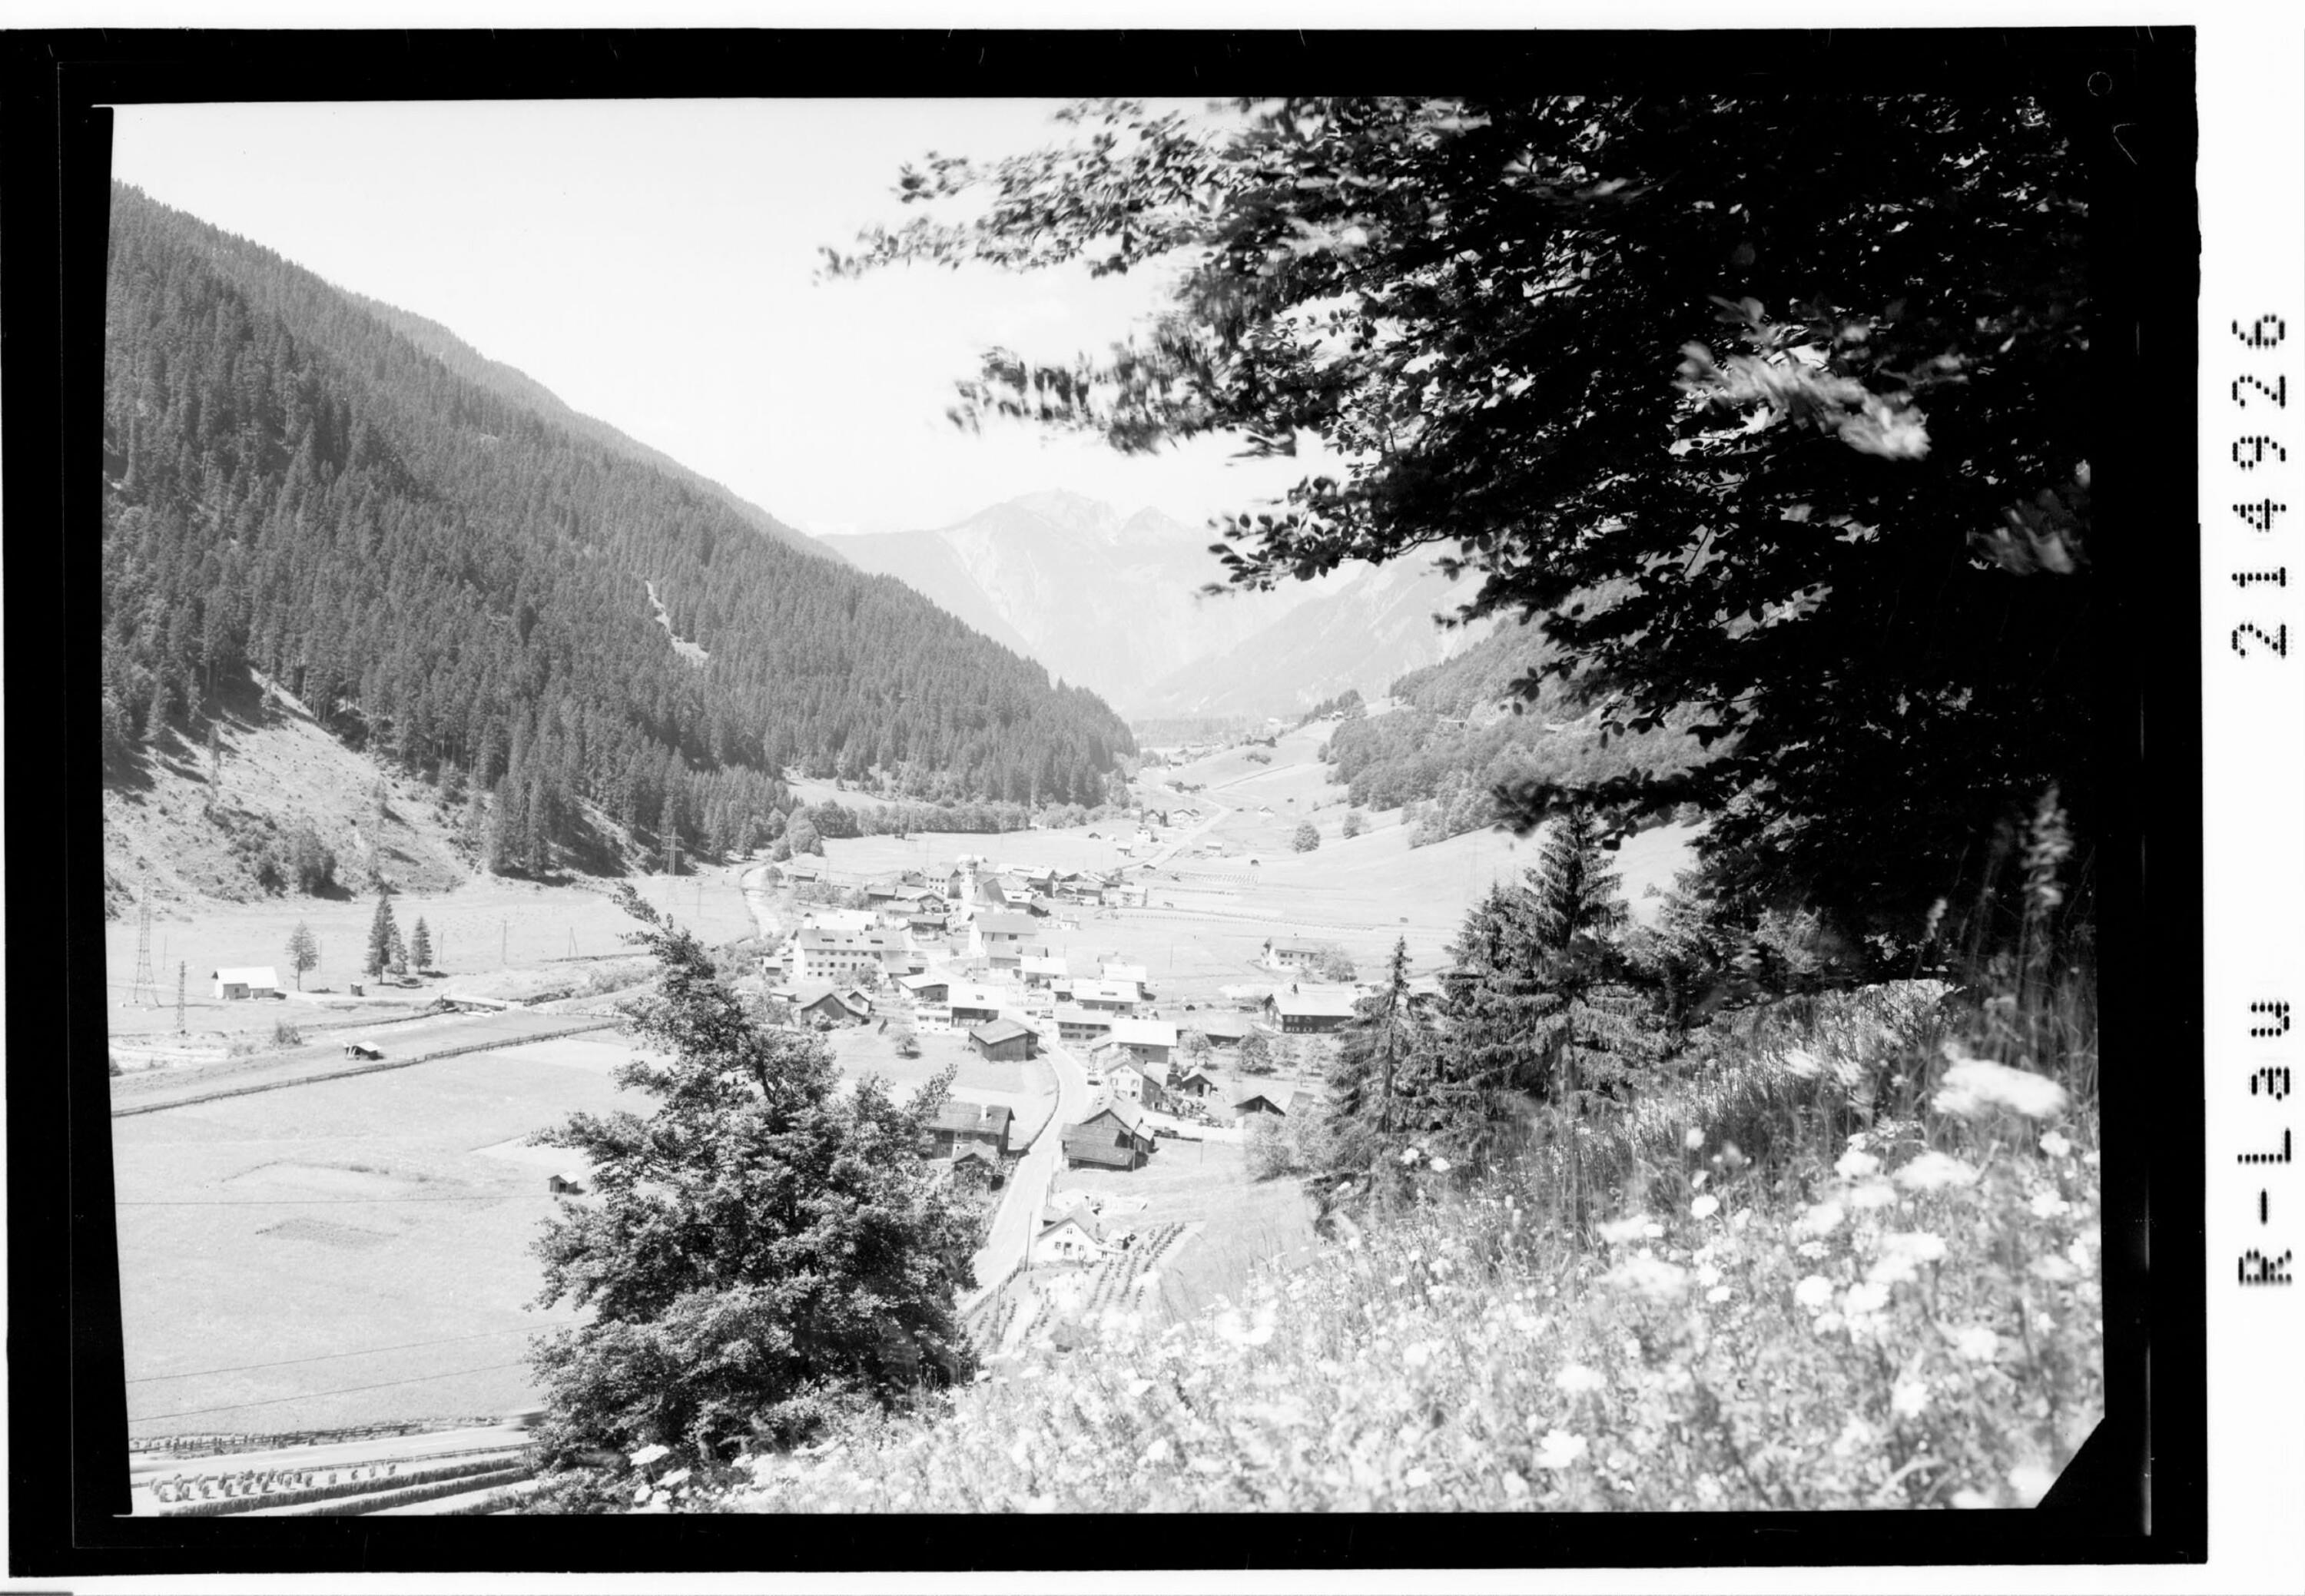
top-left (1534, 1429), bottom-right (1589, 1471)
top-left (1691, 1170), bottom-right (1710, 1190)
top-left (1690, 1193), bottom-right (1720, 1220)
top-left (1405, 1466), bottom-right (1434, 1489)
top-left (628, 1444), bottom-right (671, 1469)
top-left (1831, 1415), bottom-right (1876, 1458)
top-left (1895, 1151), bottom-right (1979, 1192)
top-left (1793, 1274), bottom-right (1836, 1310)
top-left (1950, 1488), bottom-right (1997, 1509)
top-left (1143, 1436), bottom-right (1174, 1465)
top-left (1500, 1470), bottom-right (1531, 1501)
top-left (1796, 1239), bottom-right (1828, 1260)
top-left (1622, 1337), bottom-right (1643, 1365)
top-left (1556, 1364), bottom-right (1607, 1395)
top-left (1730, 1209), bottom-right (1753, 1232)
top-left (1608, 1254), bottom-right (1691, 1301)
top-left (1867, 1230), bottom-right (1948, 1286)
top-left (1706, 1285), bottom-right (1733, 1305)
top-left (1934, 1057), bottom-right (2070, 1122)
top-left (2029, 1190), bottom-right (2071, 1220)
top-left (1428, 1156), bottom-right (1454, 1174)
top-left (1812, 1310), bottom-right (1845, 1335)
top-left (2030, 1255), bottom-right (2078, 1284)
top-left (1684, 1126), bottom-right (1706, 1151)
top-left (1835, 1147), bottom-right (1882, 1180)
top-left (1843, 1280), bottom-right (1890, 1316)
top-left (1643, 1222), bottom-right (1666, 1239)
top-left (2007, 1463), bottom-right (2056, 1508)
top-left (1891, 1381), bottom-right (1931, 1419)
top-left (1597, 1215), bottom-right (1650, 1246)
top-left (2067, 1236), bottom-right (2094, 1276)
top-left (1400, 1146), bottom-right (1423, 1166)
top-left (1795, 1199), bottom-right (1846, 1237)
top-left (1694, 1263), bottom-right (1722, 1288)
top-left (2040, 1130), bottom-right (2072, 1158)
top-left (1954, 1325), bottom-right (1999, 1362)
top-left (1402, 1340), bottom-right (1433, 1369)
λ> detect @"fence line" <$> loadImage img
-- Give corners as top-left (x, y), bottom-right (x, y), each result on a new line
top-left (111, 1020), bottom-right (623, 1120)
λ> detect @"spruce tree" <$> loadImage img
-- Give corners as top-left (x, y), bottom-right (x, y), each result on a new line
top-left (364, 891), bottom-right (399, 980)
top-left (410, 917), bottom-right (433, 973)
top-left (285, 922), bottom-right (320, 990)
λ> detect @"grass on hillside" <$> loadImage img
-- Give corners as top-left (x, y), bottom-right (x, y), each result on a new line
top-left (601, 977), bottom-right (2099, 1515)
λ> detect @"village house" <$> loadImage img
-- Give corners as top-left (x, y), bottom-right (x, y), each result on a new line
top-left (1265, 987), bottom-right (1360, 1034)
top-left (801, 908), bottom-right (878, 933)
top-left (1031, 1211), bottom-right (1109, 1265)
top-left (787, 926), bottom-right (906, 984)
top-left (1099, 962), bottom-right (1150, 991)
top-left (1053, 1006), bottom-right (1115, 1047)
top-left (1191, 1011), bottom-right (1253, 1050)
top-left (967, 1018), bottom-right (1039, 1062)
top-left (947, 985), bottom-right (1006, 1027)
top-left (924, 1100), bottom-right (1013, 1161)
top-left (789, 984), bottom-right (872, 1027)
top-left (1105, 1017), bottom-right (1178, 1067)
top-left (1171, 1065), bottom-right (1224, 1102)
top-left (1106, 1052), bottom-right (1172, 1110)
top-left (1234, 1084), bottom-right (1296, 1118)
top-left (1264, 938), bottom-right (1325, 974)
top-left (897, 972), bottom-right (950, 1006)
top-left (1019, 954), bottom-right (1069, 991)
top-left (970, 911), bottom-right (1040, 966)
top-left (1066, 978), bottom-right (1142, 1014)
top-left (1061, 1098), bottom-right (1157, 1170)
top-left (211, 966), bottom-right (281, 1001)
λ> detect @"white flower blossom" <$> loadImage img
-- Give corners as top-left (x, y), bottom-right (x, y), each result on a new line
top-left (1934, 1057), bottom-right (2070, 1122)
top-left (2039, 1130), bottom-right (2072, 1158)
top-left (1795, 1199), bottom-right (1846, 1237)
top-left (1950, 1488), bottom-right (1997, 1509)
top-left (2067, 1236), bottom-right (2094, 1276)
top-left (2030, 1190), bottom-right (2071, 1219)
top-left (1849, 1181), bottom-right (1899, 1211)
top-left (1955, 1325), bottom-right (1999, 1362)
top-left (1405, 1466), bottom-right (1433, 1488)
top-left (1895, 1151), bottom-right (1979, 1192)
top-left (1534, 1429), bottom-right (1589, 1470)
top-left (2007, 1463), bottom-right (2056, 1508)
top-left (1694, 1263), bottom-right (1723, 1288)
top-left (1835, 1148), bottom-right (1882, 1180)
top-left (1597, 1214), bottom-right (1650, 1246)
top-left (1609, 1254), bottom-right (1690, 1300)
top-left (1690, 1194), bottom-right (1720, 1219)
top-left (1428, 1156), bottom-right (1453, 1173)
top-left (1794, 1273), bottom-right (1836, 1310)
top-left (1706, 1285), bottom-right (1733, 1304)
top-left (1685, 1126), bottom-right (1706, 1151)
top-left (1844, 1280), bottom-right (1890, 1316)
top-left (1892, 1381), bottom-right (1931, 1418)
top-left (1796, 1239), bottom-right (1829, 1260)
top-left (1556, 1363), bottom-right (1606, 1394)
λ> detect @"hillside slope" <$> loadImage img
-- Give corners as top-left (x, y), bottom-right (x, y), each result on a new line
top-left (100, 183), bottom-right (1137, 885)
top-left (348, 294), bottom-right (843, 568)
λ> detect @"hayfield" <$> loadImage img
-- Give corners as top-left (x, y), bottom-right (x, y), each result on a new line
top-left (112, 1029), bottom-right (664, 1437)
top-left (103, 869), bottom-right (758, 1044)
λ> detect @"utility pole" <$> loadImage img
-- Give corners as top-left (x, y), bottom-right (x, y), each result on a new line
top-left (131, 876), bottom-right (157, 1007)
top-left (175, 961), bottom-right (187, 1036)
top-left (502, 917), bottom-right (508, 967)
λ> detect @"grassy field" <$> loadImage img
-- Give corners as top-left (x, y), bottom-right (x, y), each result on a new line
top-left (104, 869), bottom-right (758, 1047)
top-left (1051, 1140), bottom-right (1318, 1327)
top-left (111, 1028), bottom-right (668, 1437)
top-left (827, 1026), bottom-right (1056, 1129)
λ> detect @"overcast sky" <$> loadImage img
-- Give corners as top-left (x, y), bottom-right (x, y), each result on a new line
top-left (111, 99), bottom-right (1318, 541)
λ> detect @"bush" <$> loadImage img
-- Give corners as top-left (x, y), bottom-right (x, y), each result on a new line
top-left (1342, 809), bottom-right (1365, 839)
top-left (1292, 822), bottom-right (1320, 852)
top-left (892, 1027), bottom-right (921, 1059)
top-left (271, 1020), bottom-right (303, 1048)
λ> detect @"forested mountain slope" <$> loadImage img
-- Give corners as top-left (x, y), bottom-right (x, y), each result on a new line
top-left (98, 184), bottom-right (1135, 882)
top-left (347, 293), bottom-right (843, 569)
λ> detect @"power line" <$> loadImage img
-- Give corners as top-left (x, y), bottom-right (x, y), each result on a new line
top-left (131, 1360), bottom-right (532, 1423)
top-left (128, 1327), bottom-right (539, 1384)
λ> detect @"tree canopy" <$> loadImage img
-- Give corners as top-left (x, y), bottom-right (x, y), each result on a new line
top-left (834, 95), bottom-right (2096, 950)
top-left (526, 887), bottom-right (977, 1464)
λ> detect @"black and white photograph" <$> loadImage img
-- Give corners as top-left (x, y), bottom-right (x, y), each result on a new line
top-left (8, 18), bottom-right (2220, 1581)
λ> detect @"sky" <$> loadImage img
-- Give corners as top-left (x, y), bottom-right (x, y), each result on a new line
top-left (111, 99), bottom-right (1319, 540)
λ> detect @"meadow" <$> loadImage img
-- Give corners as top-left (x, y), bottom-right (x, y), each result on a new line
top-left (112, 1027), bottom-right (665, 1437)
